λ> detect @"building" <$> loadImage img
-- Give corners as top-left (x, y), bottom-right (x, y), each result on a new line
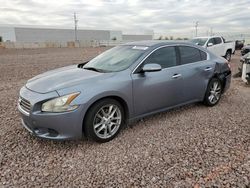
top-left (0, 26), bottom-right (153, 44)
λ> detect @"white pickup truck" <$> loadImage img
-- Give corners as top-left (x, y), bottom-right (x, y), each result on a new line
top-left (191, 36), bottom-right (235, 61)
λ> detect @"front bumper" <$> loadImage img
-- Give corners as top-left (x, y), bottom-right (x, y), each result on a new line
top-left (18, 87), bottom-right (84, 140)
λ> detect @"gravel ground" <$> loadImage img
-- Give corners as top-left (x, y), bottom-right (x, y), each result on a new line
top-left (0, 48), bottom-right (249, 187)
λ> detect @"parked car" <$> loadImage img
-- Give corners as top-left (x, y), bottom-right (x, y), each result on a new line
top-left (235, 40), bottom-right (245, 50)
top-left (235, 52), bottom-right (250, 78)
top-left (18, 41), bottom-right (231, 142)
top-left (241, 45), bottom-right (250, 56)
top-left (190, 36), bottom-right (235, 61)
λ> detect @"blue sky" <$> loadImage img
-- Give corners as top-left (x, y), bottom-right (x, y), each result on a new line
top-left (0, 0), bottom-right (249, 37)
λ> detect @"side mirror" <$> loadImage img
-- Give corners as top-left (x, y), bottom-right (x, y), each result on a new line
top-left (142, 64), bottom-right (162, 73)
top-left (207, 43), bottom-right (214, 47)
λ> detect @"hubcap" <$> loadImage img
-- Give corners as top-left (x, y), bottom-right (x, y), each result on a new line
top-left (93, 104), bottom-right (122, 139)
top-left (208, 81), bottom-right (221, 104)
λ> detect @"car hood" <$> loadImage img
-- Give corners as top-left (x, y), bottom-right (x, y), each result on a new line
top-left (26, 65), bottom-right (112, 94)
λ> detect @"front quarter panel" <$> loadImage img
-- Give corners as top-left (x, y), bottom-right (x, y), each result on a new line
top-left (56, 69), bottom-right (133, 123)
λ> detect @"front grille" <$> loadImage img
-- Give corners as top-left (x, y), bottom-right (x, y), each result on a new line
top-left (19, 97), bottom-right (31, 113)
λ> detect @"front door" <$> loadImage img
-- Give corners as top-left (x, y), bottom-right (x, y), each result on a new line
top-left (131, 46), bottom-right (183, 116)
top-left (207, 38), bottom-right (218, 55)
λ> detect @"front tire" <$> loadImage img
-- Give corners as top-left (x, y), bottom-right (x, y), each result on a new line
top-left (83, 99), bottom-right (125, 143)
top-left (203, 78), bottom-right (222, 106)
top-left (224, 50), bottom-right (231, 61)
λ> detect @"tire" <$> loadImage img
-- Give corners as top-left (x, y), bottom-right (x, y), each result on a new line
top-left (224, 50), bottom-right (231, 61)
top-left (83, 99), bottom-right (125, 143)
top-left (203, 78), bottom-right (223, 106)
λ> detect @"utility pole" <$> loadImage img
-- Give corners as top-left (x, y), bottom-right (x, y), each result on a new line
top-left (195, 21), bottom-right (199, 37)
top-left (74, 12), bottom-right (78, 42)
top-left (210, 27), bottom-right (213, 36)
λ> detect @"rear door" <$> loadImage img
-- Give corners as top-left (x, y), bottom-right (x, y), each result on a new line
top-left (131, 46), bottom-right (184, 116)
top-left (177, 46), bottom-right (215, 102)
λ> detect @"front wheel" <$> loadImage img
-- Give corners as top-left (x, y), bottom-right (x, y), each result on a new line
top-left (224, 50), bottom-right (231, 61)
top-left (203, 78), bottom-right (222, 106)
top-left (83, 99), bottom-right (125, 142)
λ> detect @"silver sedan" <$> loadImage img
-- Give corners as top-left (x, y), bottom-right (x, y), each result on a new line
top-left (18, 41), bottom-right (231, 142)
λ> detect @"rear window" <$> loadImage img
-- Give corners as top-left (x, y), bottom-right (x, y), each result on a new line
top-left (179, 46), bottom-right (202, 64)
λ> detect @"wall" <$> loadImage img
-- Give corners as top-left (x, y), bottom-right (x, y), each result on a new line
top-left (122, 34), bottom-right (153, 41)
top-left (0, 27), bottom-right (16, 41)
top-left (109, 30), bottom-right (122, 41)
top-left (0, 26), bottom-right (153, 49)
top-left (15, 27), bottom-right (110, 43)
top-left (0, 40), bottom-right (123, 49)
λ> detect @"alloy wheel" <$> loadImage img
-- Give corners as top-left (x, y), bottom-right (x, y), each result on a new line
top-left (208, 81), bottom-right (222, 104)
top-left (93, 104), bottom-right (122, 139)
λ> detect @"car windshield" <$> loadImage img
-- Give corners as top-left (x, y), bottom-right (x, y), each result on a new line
top-left (83, 45), bottom-right (147, 72)
top-left (190, 38), bottom-right (208, 46)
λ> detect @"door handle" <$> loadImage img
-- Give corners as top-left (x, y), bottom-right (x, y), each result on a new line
top-left (204, 67), bottom-right (212, 71)
top-left (172, 74), bottom-right (182, 79)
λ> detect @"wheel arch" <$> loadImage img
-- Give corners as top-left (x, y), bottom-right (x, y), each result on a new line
top-left (210, 73), bottom-right (227, 93)
top-left (82, 95), bottom-right (130, 134)
top-left (226, 48), bottom-right (232, 54)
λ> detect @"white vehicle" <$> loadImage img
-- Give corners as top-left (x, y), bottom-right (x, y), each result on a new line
top-left (191, 36), bottom-right (235, 61)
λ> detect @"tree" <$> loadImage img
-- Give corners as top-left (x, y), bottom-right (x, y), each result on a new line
top-left (0, 36), bottom-right (2, 42)
top-left (183, 37), bottom-right (189, 40)
top-left (176, 37), bottom-right (183, 40)
top-left (112, 37), bottom-right (117, 41)
top-left (170, 36), bottom-right (174, 40)
top-left (165, 36), bottom-right (169, 40)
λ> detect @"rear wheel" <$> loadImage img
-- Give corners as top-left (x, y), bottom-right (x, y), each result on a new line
top-left (203, 78), bottom-right (222, 106)
top-left (83, 99), bottom-right (125, 142)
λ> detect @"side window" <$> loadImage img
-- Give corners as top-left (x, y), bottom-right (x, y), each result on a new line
top-left (200, 50), bottom-right (207, 60)
top-left (207, 38), bottom-right (215, 46)
top-left (179, 46), bottom-right (202, 64)
top-left (144, 47), bottom-right (177, 69)
top-left (214, 37), bottom-right (222, 45)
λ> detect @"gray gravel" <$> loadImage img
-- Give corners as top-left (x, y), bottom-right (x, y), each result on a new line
top-left (0, 48), bottom-right (249, 187)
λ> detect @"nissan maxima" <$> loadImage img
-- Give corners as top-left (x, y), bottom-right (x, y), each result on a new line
top-left (18, 41), bottom-right (231, 142)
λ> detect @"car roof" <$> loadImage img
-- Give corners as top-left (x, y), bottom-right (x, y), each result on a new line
top-left (123, 40), bottom-right (196, 48)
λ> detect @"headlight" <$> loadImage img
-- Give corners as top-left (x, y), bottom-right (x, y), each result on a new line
top-left (41, 92), bottom-right (80, 112)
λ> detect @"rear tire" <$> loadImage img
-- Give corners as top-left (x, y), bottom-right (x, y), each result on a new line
top-left (203, 78), bottom-right (222, 106)
top-left (224, 50), bottom-right (231, 61)
top-left (83, 99), bottom-right (125, 143)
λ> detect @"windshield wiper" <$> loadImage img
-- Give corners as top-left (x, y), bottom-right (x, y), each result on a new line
top-left (83, 67), bottom-right (104, 73)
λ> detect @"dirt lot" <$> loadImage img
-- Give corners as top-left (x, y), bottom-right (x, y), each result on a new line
top-left (0, 48), bottom-right (249, 187)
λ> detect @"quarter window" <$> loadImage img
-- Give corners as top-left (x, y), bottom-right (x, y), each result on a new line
top-left (179, 46), bottom-right (202, 64)
top-left (143, 47), bottom-right (177, 69)
top-left (200, 50), bottom-right (207, 60)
